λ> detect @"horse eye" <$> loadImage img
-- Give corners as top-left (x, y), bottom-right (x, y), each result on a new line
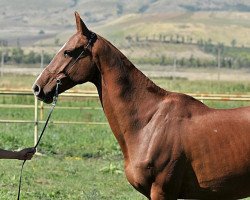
top-left (64, 47), bottom-right (85, 59)
top-left (73, 47), bottom-right (85, 58)
top-left (64, 50), bottom-right (71, 58)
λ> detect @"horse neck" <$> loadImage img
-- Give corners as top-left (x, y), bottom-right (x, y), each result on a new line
top-left (93, 38), bottom-right (167, 156)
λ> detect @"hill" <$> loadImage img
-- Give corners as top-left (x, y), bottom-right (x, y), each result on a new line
top-left (94, 12), bottom-right (250, 47)
top-left (1, 0), bottom-right (250, 71)
top-left (1, 0), bottom-right (250, 27)
top-left (1, 0), bottom-right (250, 47)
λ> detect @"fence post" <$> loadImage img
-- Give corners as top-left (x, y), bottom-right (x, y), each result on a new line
top-left (217, 46), bottom-right (221, 81)
top-left (40, 101), bottom-right (44, 120)
top-left (173, 53), bottom-right (176, 81)
top-left (40, 50), bottom-right (44, 69)
top-left (34, 95), bottom-right (38, 147)
top-left (0, 51), bottom-right (4, 77)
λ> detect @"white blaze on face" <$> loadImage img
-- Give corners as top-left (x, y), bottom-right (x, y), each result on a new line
top-left (34, 41), bottom-right (68, 85)
top-left (57, 41), bottom-right (68, 55)
top-left (34, 67), bottom-right (46, 83)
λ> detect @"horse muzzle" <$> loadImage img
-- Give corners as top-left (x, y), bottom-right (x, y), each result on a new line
top-left (32, 83), bottom-right (52, 103)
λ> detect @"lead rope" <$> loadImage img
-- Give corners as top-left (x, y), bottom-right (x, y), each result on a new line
top-left (17, 79), bottom-right (61, 200)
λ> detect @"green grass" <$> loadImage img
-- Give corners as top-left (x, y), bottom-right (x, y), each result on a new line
top-left (0, 74), bottom-right (249, 199)
top-left (0, 155), bottom-right (144, 199)
top-left (153, 78), bottom-right (250, 94)
top-left (0, 122), bottom-right (145, 199)
top-left (1, 73), bottom-right (250, 94)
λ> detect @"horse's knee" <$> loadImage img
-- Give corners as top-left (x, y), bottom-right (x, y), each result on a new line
top-left (150, 182), bottom-right (179, 200)
top-left (150, 183), bottom-right (166, 200)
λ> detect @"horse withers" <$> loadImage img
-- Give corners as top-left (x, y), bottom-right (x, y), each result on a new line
top-left (33, 12), bottom-right (250, 200)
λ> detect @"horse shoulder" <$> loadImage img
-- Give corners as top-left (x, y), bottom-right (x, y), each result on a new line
top-left (125, 93), bottom-right (206, 197)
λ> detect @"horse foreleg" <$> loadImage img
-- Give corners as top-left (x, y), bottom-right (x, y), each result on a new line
top-left (150, 182), bottom-right (180, 200)
top-left (150, 183), bottom-right (166, 200)
top-left (150, 157), bottom-right (186, 200)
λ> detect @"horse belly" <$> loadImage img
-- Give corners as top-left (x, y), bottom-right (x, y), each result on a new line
top-left (182, 111), bottom-right (250, 199)
top-left (180, 163), bottom-right (250, 199)
top-left (192, 134), bottom-right (250, 188)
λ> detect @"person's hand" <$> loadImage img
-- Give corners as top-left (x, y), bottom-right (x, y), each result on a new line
top-left (17, 147), bottom-right (36, 160)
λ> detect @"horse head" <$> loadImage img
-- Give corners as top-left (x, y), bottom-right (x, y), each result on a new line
top-left (33, 12), bottom-right (98, 103)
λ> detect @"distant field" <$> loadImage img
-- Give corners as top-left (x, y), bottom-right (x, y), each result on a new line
top-left (3, 11), bottom-right (250, 76)
top-left (1, 71), bottom-right (250, 91)
top-left (2, 9), bottom-right (250, 78)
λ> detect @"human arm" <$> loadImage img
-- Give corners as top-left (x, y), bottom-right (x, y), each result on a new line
top-left (0, 148), bottom-right (36, 160)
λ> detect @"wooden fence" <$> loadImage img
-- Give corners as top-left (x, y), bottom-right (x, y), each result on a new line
top-left (0, 89), bottom-right (250, 146)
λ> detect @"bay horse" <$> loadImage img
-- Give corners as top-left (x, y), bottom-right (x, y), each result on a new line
top-left (33, 12), bottom-right (250, 200)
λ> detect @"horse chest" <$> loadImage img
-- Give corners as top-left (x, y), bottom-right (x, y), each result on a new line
top-left (124, 159), bottom-right (155, 196)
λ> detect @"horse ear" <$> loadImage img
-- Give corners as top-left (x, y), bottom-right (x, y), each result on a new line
top-left (74, 11), bottom-right (90, 37)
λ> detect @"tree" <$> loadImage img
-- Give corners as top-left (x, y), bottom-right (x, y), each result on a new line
top-left (181, 36), bottom-right (185, 43)
top-left (55, 38), bottom-right (60, 46)
top-left (176, 34), bottom-right (180, 43)
top-left (26, 51), bottom-right (42, 64)
top-left (12, 48), bottom-right (24, 64)
top-left (189, 55), bottom-right (196, 67)
top-left (231, 39), bottom-right (237, 48)
top-left (125, 35), bottom-right (133, 43)
top-left (170, 35), bottom-right (173, 43)
top-left (39, 30), bottom-right (45, 35)
top-left (138, 5), bottom-right (149, 13)
top-left (160, 55), bottom-right (166, 65)
top-left (117, 3), bottom-right (123, 15)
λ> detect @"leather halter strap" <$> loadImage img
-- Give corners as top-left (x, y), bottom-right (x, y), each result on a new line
top-left (47, 32), bottom-right (97, 82)
top-left (63, 32), bottom-right (97, 73)
top-left (17, 31), bottom-right (97, 199)
top-left (17, 32), bottom-right (97, 200)
top-left (17, 78), bottom-right (62, 200)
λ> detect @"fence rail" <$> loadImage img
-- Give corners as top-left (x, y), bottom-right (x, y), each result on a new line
top-left (0, 89), bottom-right (250, 146)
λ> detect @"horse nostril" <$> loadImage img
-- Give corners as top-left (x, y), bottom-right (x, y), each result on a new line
top-left (33, 84), bottom-right (41, 96)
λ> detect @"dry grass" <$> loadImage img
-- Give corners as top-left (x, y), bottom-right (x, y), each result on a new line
top-left (96, 12), bottom-right (250, 47)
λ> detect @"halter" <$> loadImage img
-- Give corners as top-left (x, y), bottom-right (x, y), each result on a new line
top-left (67, 32), bottom-right (96, 68)
top-left (56, 32), bottom-right (97, 82)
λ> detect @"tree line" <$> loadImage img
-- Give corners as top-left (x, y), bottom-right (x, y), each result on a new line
top-left (125, 34), bottom-right (250, 69)
top-left (197, 39), bottom-right (250, 68)
top-left (1, 36), bottom-right (250, 69)
top-left (0, 47), bottom-right (53, 65)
